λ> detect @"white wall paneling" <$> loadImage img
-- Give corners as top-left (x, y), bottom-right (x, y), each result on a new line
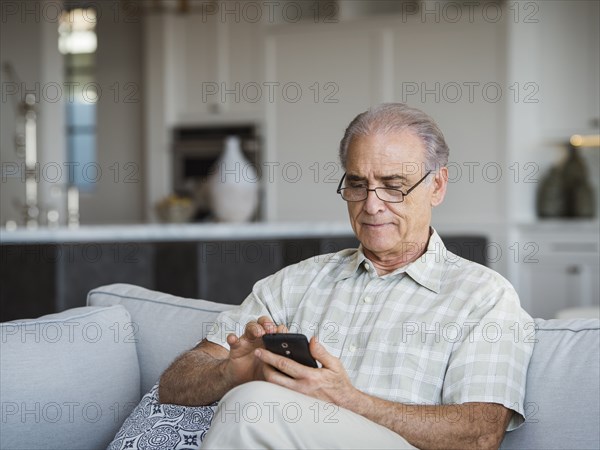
top-left (264, 24), bottom-right (384, 222)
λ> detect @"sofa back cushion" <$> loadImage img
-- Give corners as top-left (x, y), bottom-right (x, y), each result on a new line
top-left (0, 305), bottom-right (140, 450)
top-left (87, 284), bottom-right (234, 394)
top-left (501, 318), bottom-right (600, 449)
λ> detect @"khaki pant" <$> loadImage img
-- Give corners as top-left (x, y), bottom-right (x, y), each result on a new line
top-left (202, 381), bottom-right (416, 449)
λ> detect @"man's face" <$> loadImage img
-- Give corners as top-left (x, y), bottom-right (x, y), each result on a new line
top-left (344, 131), bottom-right (447, 260)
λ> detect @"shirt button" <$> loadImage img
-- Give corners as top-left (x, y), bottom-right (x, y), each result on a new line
top-left (364, 262), bottom-right (370, 271)
top-left (349, 344), bottom-right (357, 353)
top-left (363, 296), bottom-right (373, 304)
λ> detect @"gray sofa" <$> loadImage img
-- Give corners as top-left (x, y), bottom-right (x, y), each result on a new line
top-left (1, 283), bottom-right (599, 449)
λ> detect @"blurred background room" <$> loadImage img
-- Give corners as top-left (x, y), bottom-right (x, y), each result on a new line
top-left (1, 0), bottom-right (599, 321)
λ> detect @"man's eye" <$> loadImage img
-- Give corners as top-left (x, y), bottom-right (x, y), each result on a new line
top-left (349, 184), bottom-right (366, 189)
top-left (385, 186), bottom-right (402, 190)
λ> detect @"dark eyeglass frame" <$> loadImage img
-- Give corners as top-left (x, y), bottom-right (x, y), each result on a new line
top-left (336, 171), bottom-right (432, 203)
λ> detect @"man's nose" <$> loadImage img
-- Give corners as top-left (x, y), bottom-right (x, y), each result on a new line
top-left (363, 189), bottom-right (386, 214)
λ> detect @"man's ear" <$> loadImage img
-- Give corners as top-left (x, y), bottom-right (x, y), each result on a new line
top-left (430, 167), bottom-right (448, 207)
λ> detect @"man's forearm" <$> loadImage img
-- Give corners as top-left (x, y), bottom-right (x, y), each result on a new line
top-left (344, 391), bottom-right (510, 450)
top-left (158, 346), bottom-right (232, 406)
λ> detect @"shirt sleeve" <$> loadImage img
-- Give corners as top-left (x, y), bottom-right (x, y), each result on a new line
top-left (442, 283), bottom-right (535, 431)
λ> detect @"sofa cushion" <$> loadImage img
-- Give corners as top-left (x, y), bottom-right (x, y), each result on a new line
top-left (0, 305), bottom-right (140, 450)
top-left (87, 284), bottom-right (234, 394)
top-left (107, 382), bottom-right (215, 450)
top-left (500, 318), bottom-right (600, 449)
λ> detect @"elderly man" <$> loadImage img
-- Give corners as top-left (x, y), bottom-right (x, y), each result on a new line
top-left (159, 103), bottom-right (534, 449)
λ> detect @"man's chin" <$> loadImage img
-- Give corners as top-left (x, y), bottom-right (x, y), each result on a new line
top-left (359, 237), bottom-right (393, 256)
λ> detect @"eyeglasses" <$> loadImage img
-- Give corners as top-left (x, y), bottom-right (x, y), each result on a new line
top-left (336, 171), bottom-right (432, 203)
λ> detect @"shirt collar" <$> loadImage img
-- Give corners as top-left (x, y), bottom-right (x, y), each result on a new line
top-left (332, 247), bottom-right (367, 282)
top-left (332, 228), bottom-right (446, 293)
top-left (404, 228), bottom-right (444, 294)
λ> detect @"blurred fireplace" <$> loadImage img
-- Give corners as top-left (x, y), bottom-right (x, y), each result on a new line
top-left (172, 125), bottom-right (262, 221)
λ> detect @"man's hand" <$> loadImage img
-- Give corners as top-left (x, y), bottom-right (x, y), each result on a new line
top-left (254, 336), bottom-right (359, 408)
top-left (224, 316), bottom-right (288, 386)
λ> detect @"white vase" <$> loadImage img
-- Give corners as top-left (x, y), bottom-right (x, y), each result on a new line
top-left (208, 136), bottom-right (259, 222)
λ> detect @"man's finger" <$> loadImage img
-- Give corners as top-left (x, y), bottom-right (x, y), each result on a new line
top-left (255, 348), bottom-right (308, 379)
top-left (257, 316), bottom-right (277, 333)
top-left (261, 361), bottom-right (298, 389)
top-left (226, 333), bottom-right (239, 346)
top-left (309, 337), bottom-right (338, 369)
top-left (244, 321), bottom-right (265, 340)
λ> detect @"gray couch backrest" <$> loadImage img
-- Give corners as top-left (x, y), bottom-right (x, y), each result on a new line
top-left (500, 318), bottom-right (600, 449)
top-left (88, 284), bottom-right (234, 394)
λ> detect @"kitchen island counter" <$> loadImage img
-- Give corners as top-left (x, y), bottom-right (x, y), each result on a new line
top-left (1, 222), bottom-right (358, 321)
top-left (0, 222), bottom-right (355, 244)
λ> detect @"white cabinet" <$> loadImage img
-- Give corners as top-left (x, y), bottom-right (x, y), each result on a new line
top-left (536, 0), bottom-right (600, 138)
top-left (511, 222), bottom-right (600, 319)
top-left (167, 13), bottom-right (265, 123)
top-left (523, 262), bottom-right (598, 319)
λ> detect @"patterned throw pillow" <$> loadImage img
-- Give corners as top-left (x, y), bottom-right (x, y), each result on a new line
top-left (107, 383), bottom-right (216, 450)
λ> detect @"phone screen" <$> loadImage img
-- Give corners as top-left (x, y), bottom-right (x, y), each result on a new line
top-left (262, 333), bottom-right (318, 368)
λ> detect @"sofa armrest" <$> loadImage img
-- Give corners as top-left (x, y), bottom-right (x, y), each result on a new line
top-left (1, 305), bottom-right (140, 450)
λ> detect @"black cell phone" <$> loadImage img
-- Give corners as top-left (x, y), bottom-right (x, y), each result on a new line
top-left (262, 333), bottom-right (318, 368)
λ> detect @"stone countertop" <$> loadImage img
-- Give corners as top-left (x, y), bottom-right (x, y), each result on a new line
top-left (516, 219), bottom-right (600, 234)
top-left (0, 222), bottom-right (355, 244)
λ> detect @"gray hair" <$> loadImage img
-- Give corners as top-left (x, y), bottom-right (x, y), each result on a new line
top-left (339, 103), bottom-right (449, 172)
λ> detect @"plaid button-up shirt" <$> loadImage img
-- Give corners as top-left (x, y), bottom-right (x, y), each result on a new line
top-left (206, 229), bottom-right (534, 430)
